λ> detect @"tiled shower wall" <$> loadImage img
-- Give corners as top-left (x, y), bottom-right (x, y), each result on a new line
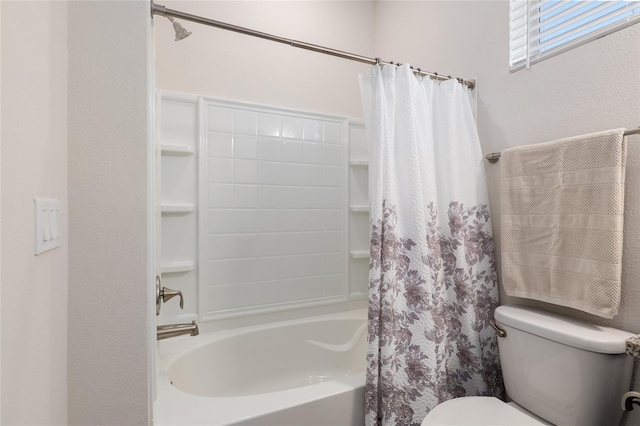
top-left (202, 100), bottom-right (348, 319)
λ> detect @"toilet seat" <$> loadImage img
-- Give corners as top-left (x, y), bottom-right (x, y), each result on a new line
top-left (421, 396), bottom-right (546, 425)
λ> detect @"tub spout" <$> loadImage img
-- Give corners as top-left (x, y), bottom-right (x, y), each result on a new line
top-left (157, 320), bottom-right (199, 340)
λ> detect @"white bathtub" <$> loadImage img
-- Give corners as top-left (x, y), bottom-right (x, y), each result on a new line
top-left (155, 309), bottom-right (367, 425)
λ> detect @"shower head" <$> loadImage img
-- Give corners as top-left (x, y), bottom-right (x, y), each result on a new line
top-left (167, 16), bottom-right (192, 41)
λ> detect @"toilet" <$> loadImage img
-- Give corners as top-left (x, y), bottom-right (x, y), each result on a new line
top-left (422, 305), bottom-right (635, 426)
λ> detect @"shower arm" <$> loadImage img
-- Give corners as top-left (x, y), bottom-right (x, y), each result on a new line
top-left (150, 2), bottom-right (476, 90)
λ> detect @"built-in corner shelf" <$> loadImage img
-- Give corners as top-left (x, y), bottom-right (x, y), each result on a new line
top-left (161, 144), bottom-right (194, 156)
top-left (161, 261), bottom-right (195, 274)
top-left (161, 204), bottom-right (195, 214)
top-left (349, 250), bottom-right (370, 259)
top-left (349, 160), bottom-right (369, 167)
top-left (350, 205), bottom-right (369, 213)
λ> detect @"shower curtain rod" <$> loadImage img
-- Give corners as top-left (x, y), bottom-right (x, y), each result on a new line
top-left (484, 127), bottom-right (640, 163)
top-left (151, 2), bottom-right (476, 90)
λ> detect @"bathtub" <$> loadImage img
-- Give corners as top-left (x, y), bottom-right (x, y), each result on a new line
top-left (155, 309), bottom-right (367, 425)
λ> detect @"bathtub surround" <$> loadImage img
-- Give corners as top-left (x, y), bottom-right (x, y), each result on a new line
top-left (362, 64), bottom-right (502, 425)
top-left (203, 100), bottom-right (347, 319)
top-left (158, 93), bottom-right (372, 325)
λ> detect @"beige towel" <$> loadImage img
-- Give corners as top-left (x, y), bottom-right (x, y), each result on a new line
top-left (501, 129), bottom-right (627, 318)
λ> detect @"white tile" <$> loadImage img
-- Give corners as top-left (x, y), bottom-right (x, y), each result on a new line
top-left (282, 116), bottom-right (303, 139)
top-left (251, 281), bottom-right (280, 305)
top-left (234, 185), bottom-right (257, 208)
top-left (322, 209), bottom-right (342, 231)
top-left (322, 144), bottom-right (342, 165)
top-left (258, 113), bottom-right (281, 137)
top-left (258, 186), bottom-right (281, 208)
top-left (303, 254), bottom-right (326, 276)
top-left (302, 187), bottom-right (323, 209)
top-left (281, 255), bottom-right (305, 278)
top-left (257, 137), bottom-right (281, 161)
top-left (234, 159), bottom-right (257, 184)
top-left (324, 253), bottom-right (342, 274)
top-left (280, 233), bottom-right (303, 255)
top-left (235, 257), bottom-right (280, 281)
top-left (281, 140), bottom-right (303, 163)
top-left (208, 132), bottom-right (233, 158)
top-left (208, 183), bottom-right (234, 208)
top-left (303, 119), bottom-right (323, 141)
top-left (256, 209), bottom-right (280, 233)
top-left (302, 142), bottom-right (323, 164)
top-left (303, 165), bottom-right (323, 187)
top-left (256, 233), bottom-right (281, 257)
top-left (281, 277), bottom-right (306, 300)
top-left (322, 187), bottom-right (342, 209)
top-left (234, 210), bottom-right (257, 233)
top-left (209, 284), bottom-right (242, 310)
top-left (280, 210), bottom-right (302, 231)
top-left (323, 231), bottom-right (342, 253)
top-left (208, 259), bottom-right (236, 285)
top-left (235, 234), bottom-right (259, 258)
top-left (303, 275), bottom-right (329, 299)
top-left (234, 110), bottom-right (258, 135)
top-left (302, 232), bottom-right (324, 254)
top-left (281, 187), bottom-right (303, 209)
top-left (234, 135), bottom-right (257, 159)
top-left (322, 166), bottom-right (342, 187)
top-left (323, 121), bottom-right (343, 144)
top-left (208, 235), bottom-right (235, 260)
top-left (258, 161), bottom-right (281, 185)
top-left (322, 275), bottom-right (344, 297)
top-left (302, 209), bottom-right (324, 231)
top-left (235, 258), bottom-right (263, 283)
top-left (207, 106), bottom-right (233, 133)
top-left (280, 163), bottom-right (302, 185)
top-left (208, 209), bottom-right (235, 234)
top-left (208, 158), bottom-right (233, 183)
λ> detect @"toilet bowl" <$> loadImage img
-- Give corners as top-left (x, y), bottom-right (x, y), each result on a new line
top-left (421, 305), bottom-right (634, 426)
top-left (421, 396), bottom-right (548, 425)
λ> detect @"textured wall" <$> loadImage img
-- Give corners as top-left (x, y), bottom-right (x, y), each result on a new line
top-left (374, 2), bottom-right (640, 425)
top-left (67, 1), bottom-right (150, 424)
top-left (1, 1), bottom-right (68, 424)
top-left (155, 1), bottom-right (375, 119)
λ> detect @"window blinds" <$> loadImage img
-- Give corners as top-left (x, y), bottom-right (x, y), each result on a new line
top-left (510, 0), bottom-right (640, 70)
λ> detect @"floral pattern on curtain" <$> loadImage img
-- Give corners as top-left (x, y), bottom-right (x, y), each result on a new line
top-left (361, 64), bottom-right (503, 426)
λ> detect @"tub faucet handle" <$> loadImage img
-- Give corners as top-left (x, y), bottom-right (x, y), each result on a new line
top-left (160, 287), bottom-right (184, 309)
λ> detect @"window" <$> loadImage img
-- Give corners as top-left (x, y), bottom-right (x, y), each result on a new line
top-left (510, 1), bottom-right (640, 70)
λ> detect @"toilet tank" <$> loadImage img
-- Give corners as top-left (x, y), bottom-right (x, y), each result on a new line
top-left (495, 305), bottom-right (634, 426)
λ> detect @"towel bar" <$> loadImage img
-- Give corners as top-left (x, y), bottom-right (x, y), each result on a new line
top-left (485, 127), bottom-right (640, 163)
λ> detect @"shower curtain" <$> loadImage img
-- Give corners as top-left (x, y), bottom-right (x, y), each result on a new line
top-left (361, 64), bottom-right (502, 426)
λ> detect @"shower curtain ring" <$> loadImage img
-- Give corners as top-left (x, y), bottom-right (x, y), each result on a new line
top-left (375, 57), bottom-right (381, 66)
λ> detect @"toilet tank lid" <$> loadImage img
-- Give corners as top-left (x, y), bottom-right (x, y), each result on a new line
top-left (494, 305), bottom-right (634, 354)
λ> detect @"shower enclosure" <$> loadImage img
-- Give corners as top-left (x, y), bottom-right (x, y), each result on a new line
top-left (154, 91), bottom-right (370, 424)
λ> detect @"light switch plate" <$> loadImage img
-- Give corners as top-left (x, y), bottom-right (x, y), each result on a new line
top-left (34, 198), bottom-right (61, 255)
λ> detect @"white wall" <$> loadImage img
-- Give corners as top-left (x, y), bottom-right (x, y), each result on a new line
top-left (67, 1), bottom-right (151, 424)
top-left (1, 1), bottom-right (68, 424)
top-left (375, 2), bottom-right (640, 424)
top-left (155, 1), bottom-right (375, 119)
